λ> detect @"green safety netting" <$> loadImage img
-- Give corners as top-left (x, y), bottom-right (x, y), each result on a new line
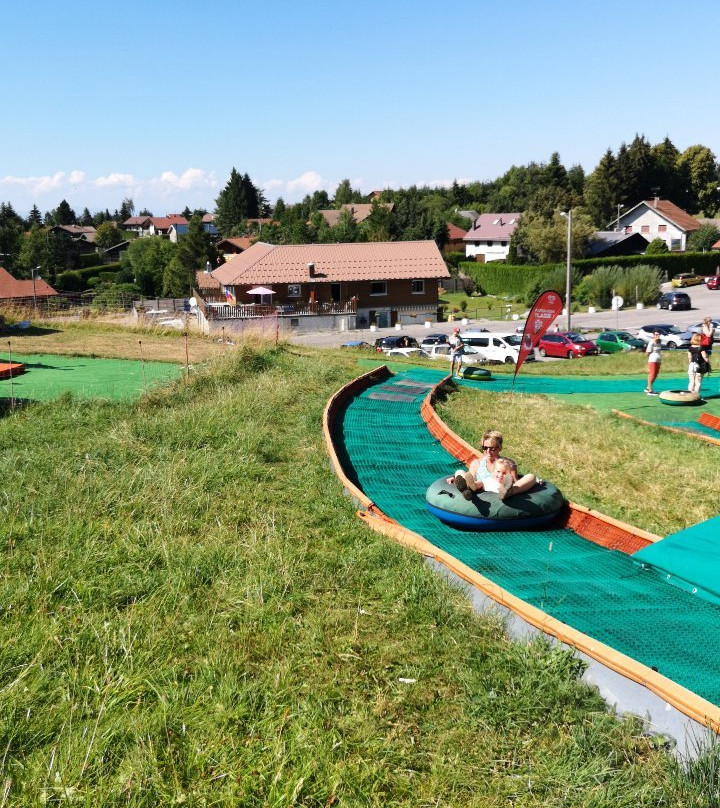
top-left (336, 367), bottom-right (720, 707)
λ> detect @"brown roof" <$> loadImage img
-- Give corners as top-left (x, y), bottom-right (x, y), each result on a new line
top-left (212, 241), bottom-right (449, 286)
top-left (195, 270), bottom-right (222, 290)
top-left (152, 215), bottom-right (188, 231)
top-left (0, 267), bottom-right (58, 300)
top-left (218, 237), bottom-right (254, 252)
top-left (446, 223), bottom-right (467, 241)
top-left (319, 203), bottom-right (393, 227)
top-left (641, 199), bottom-right (701, 232)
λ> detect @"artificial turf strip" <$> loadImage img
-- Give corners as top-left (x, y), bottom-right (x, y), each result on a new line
top-left (0, 352), bottom-right (183, 402)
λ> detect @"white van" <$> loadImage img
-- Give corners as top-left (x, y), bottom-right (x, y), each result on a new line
top-left (459, 331), bottom-right (535, 364)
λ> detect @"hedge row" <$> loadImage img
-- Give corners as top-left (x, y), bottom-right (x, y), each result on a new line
top-left (461, 251), bottom-right (720, 295)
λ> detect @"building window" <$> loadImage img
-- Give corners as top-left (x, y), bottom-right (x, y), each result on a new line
top-left (658, 224), bottom-right (667, 233)
top-left (670, 239), bottom-right (682, 251)
top-left (287, 284), bottom-right (301, 297)
top-left (411, 279), bottom-right (424, 294)
top-left (625, 226), bottom-right (633, 234)
top-left (641, 225), bottom-right (649, 234)
top-left (370, 281), bottom-right (387, 296)
top-left (486, 241), bottom-right (493, 247)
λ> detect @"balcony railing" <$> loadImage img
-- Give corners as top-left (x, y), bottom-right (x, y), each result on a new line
top-left (195, 295), bottom-right (357, 321)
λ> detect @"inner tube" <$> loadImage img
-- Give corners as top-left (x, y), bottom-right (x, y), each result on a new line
top-left (460, 366), bottom-right (492, 380)
top-left (659, 390), bottom-right (702, 406)
top-left (425, 476), bottom-right (565, 530)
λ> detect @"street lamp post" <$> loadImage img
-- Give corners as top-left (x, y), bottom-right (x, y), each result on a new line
top-left (616, 203), bottom-right (624, 231)
top-left (31, 266), bottom-right (40, 309)
top-left (560, 210), bottom-right (572, 331)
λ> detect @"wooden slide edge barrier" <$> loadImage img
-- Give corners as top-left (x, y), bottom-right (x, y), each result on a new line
top-left (613, 408), bottom-right (720, 447)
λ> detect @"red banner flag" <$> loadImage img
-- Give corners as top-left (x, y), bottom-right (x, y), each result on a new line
top-left (513, 290), bottom-right (564, 381)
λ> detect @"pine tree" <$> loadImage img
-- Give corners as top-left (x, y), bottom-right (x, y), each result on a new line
top-left (584, 149), bottom-right (620, 228)
top-left (214, 168), bottom-right (263, 236)
top-left (28, 205), bottom-right (43, 227)
top-left (176, 215), bottom-right (213, 285)
top-left (54, 199), bottom-right (76, 225)
top-left (79, 207), bottom-right (94, 227)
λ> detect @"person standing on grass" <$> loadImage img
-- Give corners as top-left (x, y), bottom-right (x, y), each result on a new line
top-left (701, 317), bottom-right (714, 361)
top-left (448, 327), bottom-right (464, 378)
top-left (688, 333), bottom-right (710, 394)
top-left (645, 332), bottom-right (662, 395)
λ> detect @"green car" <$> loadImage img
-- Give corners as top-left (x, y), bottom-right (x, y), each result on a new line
top-left (596, 330), bottom-right (646, 353)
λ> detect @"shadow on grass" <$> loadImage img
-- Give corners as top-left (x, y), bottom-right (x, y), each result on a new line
top-left (1, 324), bottom-right (62, 338)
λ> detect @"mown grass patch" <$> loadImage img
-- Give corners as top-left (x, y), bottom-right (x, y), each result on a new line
top-left (0, 334), bottom-right (715, 804)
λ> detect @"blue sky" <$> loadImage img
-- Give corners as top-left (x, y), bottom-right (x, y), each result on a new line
top-left (2, 0), bottom-right (717, 217)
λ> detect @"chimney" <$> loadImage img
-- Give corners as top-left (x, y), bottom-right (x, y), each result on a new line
top-left (308, 262), bottom-right (315, 277)
top-left (654, 196), bottom-right (659, 208)
top-left (498, 217), bottom-right (503, 226)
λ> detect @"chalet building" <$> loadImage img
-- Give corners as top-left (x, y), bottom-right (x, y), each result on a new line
top-left (122, 215), bottom-right (188, 237)
top-left (615, 199), bottom-right (700, 251)
top-left (463, 213), bottom-right (521, 262)
top-left (193, 240), bottom-right (449, 334)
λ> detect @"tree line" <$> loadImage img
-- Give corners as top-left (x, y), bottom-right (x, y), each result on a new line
top-left (1, 134), bottom-right (718, 296)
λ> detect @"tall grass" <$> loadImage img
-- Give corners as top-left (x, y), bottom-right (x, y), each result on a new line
top-left (0, 335), bottom-right (714, 804)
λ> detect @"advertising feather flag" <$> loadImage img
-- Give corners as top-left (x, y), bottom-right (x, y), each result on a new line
top-left (513, 290), bottom-right (564, 382)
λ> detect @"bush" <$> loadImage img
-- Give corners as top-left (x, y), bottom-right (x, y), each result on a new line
top-left (461, 262), bottom-right (558, 297)
top-left (645, 238), bottom-right (669, 255)
top-left (55, 270), bottom-right (84, 292)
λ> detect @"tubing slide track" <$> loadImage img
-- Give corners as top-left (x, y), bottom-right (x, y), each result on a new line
top-left (323, 365), bottom-right (720, 755)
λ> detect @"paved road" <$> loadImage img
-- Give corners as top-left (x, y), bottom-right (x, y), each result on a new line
top-left (288, 282), bottom-right (720, 349)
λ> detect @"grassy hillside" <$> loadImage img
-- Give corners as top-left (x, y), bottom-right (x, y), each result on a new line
top-left (0, 330), bottom-right (715, 805)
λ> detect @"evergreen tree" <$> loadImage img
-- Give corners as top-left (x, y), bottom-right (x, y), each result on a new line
top-left (28, 205), bottom-right (43, 227)
top-left (162, 255), bottom-right (191, 297)
top-left (273, 198), bottom-right (286, 218)
top-left (333, 179), bottom-right (360, 206)
top-left (330, 208), bottom-right (359, 243)
top-left (118, 198), bottom-right (135, 221)
top-left (625, 134), bottom-right (654, 203)
top-left (584, 149), bottom-right (620, 228)
top-left (361, 198), bottom-right (393, 242)
top-left (544, 152), bottom-right (569, 188)
top-left (215, 168), bottom-right (263, 236)
top-left (54, 199), bottom-right (77, 225)
top-left (176, 215), bottom-right (213, 285)
top-left (79, 207), bottom-right (94, 227)
top-left (650, 137), bottom-right (681, 203)
top-left (0, 203), bottom-right (23, 271)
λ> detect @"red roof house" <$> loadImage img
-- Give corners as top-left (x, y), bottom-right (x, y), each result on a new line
top-left (0, 267), bottom-right (58, 302)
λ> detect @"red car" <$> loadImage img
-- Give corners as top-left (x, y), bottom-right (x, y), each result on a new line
top-left (706, 275), bottom-right (720, 290)
top-left (537, 331), bottom-right (598, 359)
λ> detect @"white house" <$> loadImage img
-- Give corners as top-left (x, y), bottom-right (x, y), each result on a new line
top-left (463, 213), bottom-right (521, 262)
top-left (614, 199), bottom-right (700, 251)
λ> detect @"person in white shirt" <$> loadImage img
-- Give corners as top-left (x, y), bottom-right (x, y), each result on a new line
top-left (448, 327), bottom-right (464, 377)
top-left (645, 333), bottom-right (662, 395)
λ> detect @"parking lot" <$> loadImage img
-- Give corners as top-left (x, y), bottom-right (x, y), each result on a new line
top-left (288, 280), bottom-right (720, 352)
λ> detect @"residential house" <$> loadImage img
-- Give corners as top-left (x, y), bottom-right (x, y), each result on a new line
top-left (49, 224), bottom-right (98, 258)
top-left (615, 199), bottom-right (700, 251)
top-left (168, 220), bottom-right (218, 243)
top-left (217, 237), bottom-right (255, 262)
top-left (317, 203), bottom-right (393, 227)
top-left (0, 266), bottom-right (58, 303)
top-left (444, 223), bottom-right (467, 254)
top-left (121, 214), bottom-right (188, 238)
top-left (585, 231), bottom-right (650, 258)
top-left (463, 213), bottom-right (521, 262)
top-left (199, 240), bottom-right (449, 333)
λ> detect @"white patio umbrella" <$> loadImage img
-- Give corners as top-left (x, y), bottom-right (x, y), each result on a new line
top-left (246, 286), bottom-right (275, 296)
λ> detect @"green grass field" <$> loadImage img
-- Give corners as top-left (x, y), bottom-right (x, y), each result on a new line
top-left (1, 325), bottom-right (718, 805)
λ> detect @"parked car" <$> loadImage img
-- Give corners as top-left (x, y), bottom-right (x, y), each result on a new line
top-left (656, 291), bottom-right (691, 311)
top-left (671, 273), bottom-right (704, 288)
top-left (689, 319), bottom-right (720, 341)
top-left (595, 330), bottom-right (646, 353)
top-left (423, 343), bottom-right (488, 365)
top-left (419, 333), bottom-right (449, 348)
top-left (460, 331), bottom-right (535, 364)
top-left (374, 335), bottom-right (419, 352)
top-left (636, 324), bottom-right (693, 349)
top-left (536, 332), bottom-right (598, 358)
top-left (386, 347), bottom-right (431, 359)
top-left (340, 340), bottom-right (374, 350)
top-left (706, 275), bottom-right (720, 290)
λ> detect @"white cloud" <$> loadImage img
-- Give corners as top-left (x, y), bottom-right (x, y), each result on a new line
top-left (0, 171), bottom-right (75, 196)
top-left (93, 172), bottom-right (135, 188)
top-left (285, 171), bottom-right (326, 196)
top-left (150, 168), bottom-right (218, 192)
